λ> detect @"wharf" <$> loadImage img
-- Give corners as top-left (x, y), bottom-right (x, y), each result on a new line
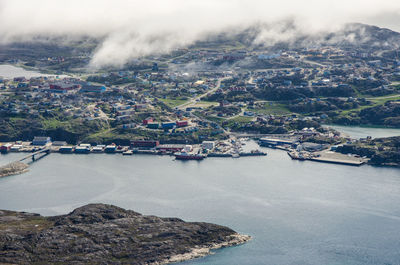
top-left (208, 153), bottom-right (232, 157)
top-left (287, 150), bottom-right (367, 166)
top-left (239, 151), bottom-right (267, 157)
top-left (309, 157), bottom-right (365, 166)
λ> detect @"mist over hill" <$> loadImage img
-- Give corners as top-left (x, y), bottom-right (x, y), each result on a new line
top-left (1, 22), bottom-right (399, 71)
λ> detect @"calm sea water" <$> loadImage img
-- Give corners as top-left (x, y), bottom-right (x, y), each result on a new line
top-left (0, 64), bottom-right (66, 79)
top-left (325, 124), bottom-right (400, 139)
top-left (1, 135), bottom-right (400, 265)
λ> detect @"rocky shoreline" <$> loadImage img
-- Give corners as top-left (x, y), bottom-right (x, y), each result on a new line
top-left (159, 233), bottom-right (251, 264)
top-left (0, 204), bottom-right (250, 264)
top-left (0, 161), bottom-right (29, 178)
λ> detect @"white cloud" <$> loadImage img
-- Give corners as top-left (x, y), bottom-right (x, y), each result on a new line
top-left (0, 0), bottom-right (399, 68)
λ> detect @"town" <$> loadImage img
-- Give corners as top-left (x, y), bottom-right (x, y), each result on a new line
top-left (1, 24), bottom-right (400, 168)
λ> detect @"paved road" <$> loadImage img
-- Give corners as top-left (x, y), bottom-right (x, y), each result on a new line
top-left (176, 77), bottom-right (229, 110)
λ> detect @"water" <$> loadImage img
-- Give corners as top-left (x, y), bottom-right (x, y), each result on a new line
top-left (1, 134), bottom-right (400, 264)
top-left (0, 64), bottom-right (65, 79)
top-left (325, 124), bottom-right (400, 139)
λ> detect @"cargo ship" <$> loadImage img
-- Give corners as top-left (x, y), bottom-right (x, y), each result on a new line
top-left (174, 151), bottom-right (205, 160)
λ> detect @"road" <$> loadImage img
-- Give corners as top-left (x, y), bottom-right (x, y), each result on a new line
top-left (176, 77), bottom-right (229, 110)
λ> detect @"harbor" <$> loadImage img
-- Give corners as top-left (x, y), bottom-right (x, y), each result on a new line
top-left (0, 124), bottom-right (397, 174)
top-left (287, 149), bottom-right (367, 166)
top-left (1, 141), bottom-right (400, 265)
top-left (0, 136), bottom-right (267, 165)
top-left (0, 133), bottom-right (376, 169)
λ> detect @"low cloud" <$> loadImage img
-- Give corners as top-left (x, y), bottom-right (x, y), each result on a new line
top-left (0, 0), bottom-right (399, 68)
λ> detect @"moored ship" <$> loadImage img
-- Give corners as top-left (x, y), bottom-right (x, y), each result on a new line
top-left (174, 151), bottom-right (205, 160)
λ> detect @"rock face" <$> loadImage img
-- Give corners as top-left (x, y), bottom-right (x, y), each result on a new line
top-left (0, 204), bottom-right (250, 264)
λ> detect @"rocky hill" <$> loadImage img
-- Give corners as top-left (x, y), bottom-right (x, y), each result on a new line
top-left (0, 204), bottom-right (250, 264)
top-left (193, 22), bottom-right (400, 52)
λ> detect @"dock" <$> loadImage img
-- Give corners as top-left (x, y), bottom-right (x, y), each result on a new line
top-left (19, 148), bottom-right (50, 163)
top-left (0, 148), bottom-right (51, 178)
top-left (287, 149), bottom-right (367, 166)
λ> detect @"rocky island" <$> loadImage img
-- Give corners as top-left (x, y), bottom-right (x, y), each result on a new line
top-left (0, 162), bottom-right (29, 178)
top-left (0, 204), bottom-right (250, 264)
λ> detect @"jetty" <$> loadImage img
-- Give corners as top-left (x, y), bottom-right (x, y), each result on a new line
top-left (19, 148), bottom-right (50, 163)
top-left (0, 148), bottom-right (50, 178)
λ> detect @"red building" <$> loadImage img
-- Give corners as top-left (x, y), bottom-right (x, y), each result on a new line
top-left (142, 117), bottom-right (153, 125)
top-left (176, 120), bottom-right (188, 127)
top-left (50, 82), bottom-right (80, 91)
top-left (0, 143), bottom-right (13, 153)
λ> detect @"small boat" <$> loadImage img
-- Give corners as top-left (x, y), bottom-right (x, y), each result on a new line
top-left (123, 150), bottom-right (133, 156)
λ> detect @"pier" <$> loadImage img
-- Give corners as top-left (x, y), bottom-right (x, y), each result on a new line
top-left (0, 148), bottom-right (50, 178)
top-left (19, 148), bottom-right (50, 164)
top-left (287, 149), bottom-right (367, 167)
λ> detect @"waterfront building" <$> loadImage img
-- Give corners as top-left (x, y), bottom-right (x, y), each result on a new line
top-left (202, 141), bottom-right (215, 150)
top-left (0, 143), bottom-right (13, 153)
top-left (104, 145), bottom-right (117, 153)
top-left (156, 144), bottom-right (185, 153)
top-left (32, 136), bottom-right (51, 146)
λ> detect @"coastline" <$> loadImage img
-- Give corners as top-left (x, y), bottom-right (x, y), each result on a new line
top-left (159, 233), bottom-right (251, 264)
top-left (0, 204), bottom-right (251, 264)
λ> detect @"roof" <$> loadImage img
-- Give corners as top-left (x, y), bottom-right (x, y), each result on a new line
top-left (33, 136), bottom-right (50, 141)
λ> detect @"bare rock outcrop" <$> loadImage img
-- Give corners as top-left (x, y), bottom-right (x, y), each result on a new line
top-left (0, 204), bottom-right (250, 264)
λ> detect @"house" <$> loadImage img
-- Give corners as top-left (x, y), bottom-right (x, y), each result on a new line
top-left (156, 144), bottom-right (185, 153)
top-left (142, 117), bottom-right (153, 125)
top-left (176, 120), bottom-right (188, 127)
top-left (0, 143), bottom-right (13, 153)
top-left (161, 122), bottom-right (176, 130)
top-left (49, 82), bottom-right (80, 93)
top-left (52, 141), bottom-right (67, 146)
top-left (32, 136), bottom-right (51, 146)
top-left (147, 122), bottom-right (159, 129)
top-left (79, 84), bottom-right (106, 93)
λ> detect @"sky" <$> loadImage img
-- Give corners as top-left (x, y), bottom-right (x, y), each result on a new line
top-left (0, 0), bottom-right (399, 68)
